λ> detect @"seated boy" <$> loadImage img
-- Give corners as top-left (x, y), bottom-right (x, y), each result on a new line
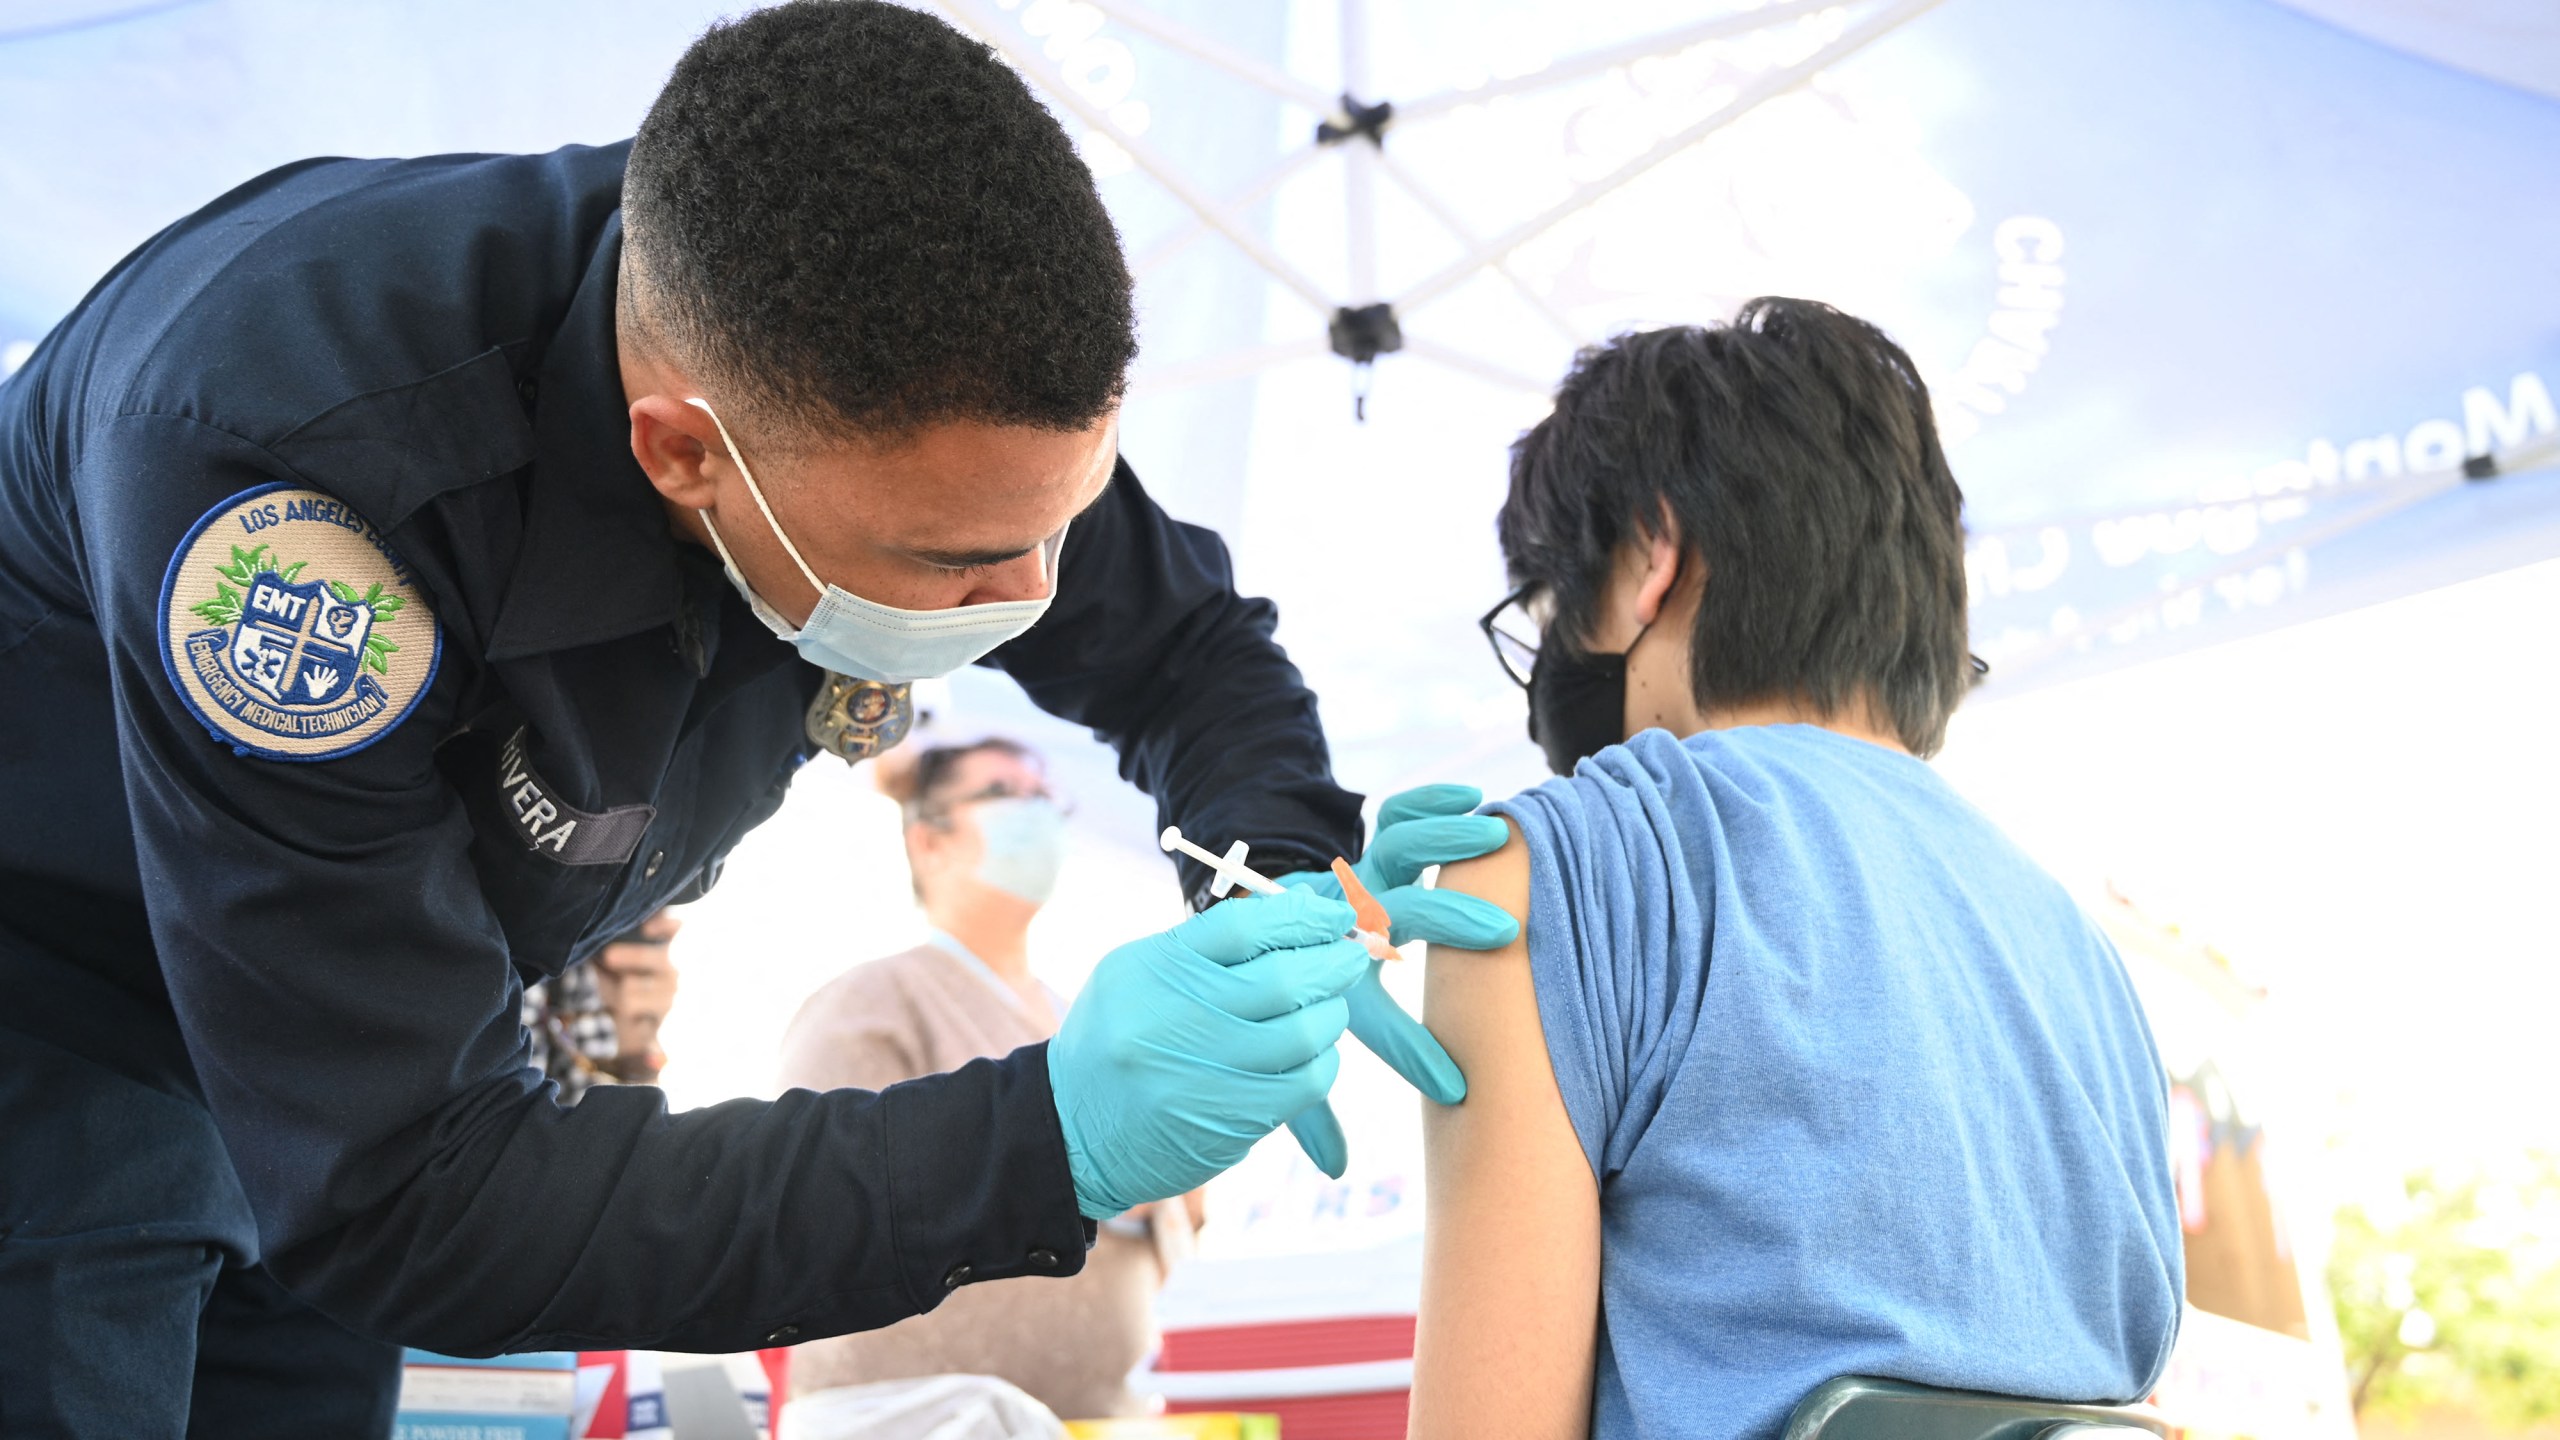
top-left (1410, 300), bottom-right (2183, 1440)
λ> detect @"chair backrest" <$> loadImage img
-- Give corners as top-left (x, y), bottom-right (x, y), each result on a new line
top-left (1781, 1376), bottom-right (2169, 1440)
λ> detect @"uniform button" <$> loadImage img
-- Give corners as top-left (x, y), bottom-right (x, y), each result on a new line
top-left (643, 849), bottom-right (665, 879)
top-left (763, 1323), bottom-right (800, 1344)
top-left (942, 1263), bottom-right (974, 1290)
top-left (1027, 1248), bottom-right (1060, 1270)
top-left (516, 376), bottom-right (540, 406)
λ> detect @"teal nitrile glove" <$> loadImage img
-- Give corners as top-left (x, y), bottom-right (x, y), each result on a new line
top-left (1048, 888), bottom-right (1369, 1220)
top-left (1277, 783), bottom-right (1521, 1176)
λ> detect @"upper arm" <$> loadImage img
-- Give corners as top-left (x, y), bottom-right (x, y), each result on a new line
top-left (80, 420), bottom-right (513, 1218)
top-left (1410, 822), bottom-right (1601, 1440)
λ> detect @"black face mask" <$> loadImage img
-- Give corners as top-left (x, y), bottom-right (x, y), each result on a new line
top-left (1525, 624), bottom-right (1648, 777)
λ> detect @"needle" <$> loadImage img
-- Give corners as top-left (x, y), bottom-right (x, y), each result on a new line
top-left (1160, 827), bottom-right (1401, 961)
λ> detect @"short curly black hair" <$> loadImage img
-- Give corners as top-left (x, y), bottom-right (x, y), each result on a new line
top-left (623, 1), bottom-right (1135, 441)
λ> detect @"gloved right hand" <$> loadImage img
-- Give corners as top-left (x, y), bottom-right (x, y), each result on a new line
top-left (1047, 888), bottom-right (1369, 1220)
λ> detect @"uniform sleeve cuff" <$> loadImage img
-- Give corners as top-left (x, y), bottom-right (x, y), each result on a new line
top-left (878, 1040), bottom-right (1091, 1313)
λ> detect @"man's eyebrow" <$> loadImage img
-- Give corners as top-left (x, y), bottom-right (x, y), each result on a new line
top-left (906, 540), bottom-right (1038, 569)
top-left (899, 473), bottom-right (1114, 569)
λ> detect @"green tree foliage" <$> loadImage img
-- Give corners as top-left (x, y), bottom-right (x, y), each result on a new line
top-left (324, 579), bottom-right (402, 673)
top-left (2331, 1156), bottom-right (2560, 1429)
top-left (185, 551), bottom-right (400, 676)
top-left (189, 543), bottom-right (307, 628)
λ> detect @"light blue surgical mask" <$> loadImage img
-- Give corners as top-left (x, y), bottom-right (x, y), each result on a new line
top-left (686, 398), bottom-right (1065, 684)
top-left (970, 796), bottom-right (1068, 905)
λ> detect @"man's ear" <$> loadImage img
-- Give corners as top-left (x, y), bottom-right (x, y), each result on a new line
top-left (629, 394), bottom-right (726, 510)
top-left (1630, 503), bottom-right (1687, 627)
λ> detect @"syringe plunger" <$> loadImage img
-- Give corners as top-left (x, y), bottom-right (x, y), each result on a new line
top-left (1158, 826), bottom-right (1285, 896)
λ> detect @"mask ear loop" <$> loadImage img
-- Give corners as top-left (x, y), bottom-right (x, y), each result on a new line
top-left (685, 397), bottom-right (828, 601)
top-left (1035, 524), bottom-right (1067, 592)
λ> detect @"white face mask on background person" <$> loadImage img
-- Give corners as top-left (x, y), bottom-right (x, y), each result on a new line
top-left (968, 795), bottom-right (1069, 906)
top-left (685, 397), bottom-right (1065, 684)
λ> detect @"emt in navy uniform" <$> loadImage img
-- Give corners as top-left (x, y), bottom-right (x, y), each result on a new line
top-left (0, 6), bottom-right (1516, 1435)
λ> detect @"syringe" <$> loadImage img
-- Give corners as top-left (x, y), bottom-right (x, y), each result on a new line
top-left (1158, 826), bottom-right (1286, 898)
top-left (1160, 827), bottom-right (1398, 960)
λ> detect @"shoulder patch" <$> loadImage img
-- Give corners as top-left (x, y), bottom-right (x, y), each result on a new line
top-left (158, 482), bottom-right (442, 762)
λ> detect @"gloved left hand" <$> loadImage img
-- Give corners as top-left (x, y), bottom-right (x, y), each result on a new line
top-left (1277, 783), bottom-right (1519, 1177)
top-left (1048, 888), bottom-right (1371, 1220)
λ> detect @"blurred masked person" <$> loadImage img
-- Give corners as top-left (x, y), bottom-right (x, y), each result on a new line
top-left (778, 740), bottom-right (1181, 1421)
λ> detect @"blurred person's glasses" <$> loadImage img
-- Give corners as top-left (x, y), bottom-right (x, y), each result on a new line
top-left (922, 780), bottom-right (1072, 822)
top-left (1479, 584), bottom-right (1547, 690)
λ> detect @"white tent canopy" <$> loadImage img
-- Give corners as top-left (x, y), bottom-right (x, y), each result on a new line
top-left (3, 1), bottom-right (2555, 1189)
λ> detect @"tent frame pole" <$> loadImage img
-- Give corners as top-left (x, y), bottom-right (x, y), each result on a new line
top-left (1132, 146), bottom-right (1327, 281)
top-left (960, 0), bottom-right (1942, 396)
top-left (939, 0), bottom-right (1342, 316)
top-left (1130, 338), bottom-right (1331, 398)
top-left (1341, 0), bottom-right (1380, 310)
top-left (1391, 0), bottom-right (1855, 124)
top-left (1400, 337), bottom-right (1557, 397)
top-left (1080, 0), bottom-right (1339, 115)
top-left (1392, 0), bottom-right (1947, 314)
top-left (1371, 149), bottom-right (1589, 345)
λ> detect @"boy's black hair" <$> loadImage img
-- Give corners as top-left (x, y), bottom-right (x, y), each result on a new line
top-left (1499, 298), bottom-right (1974, 756)
top-left (623, 1), bottom-right (1135, 441)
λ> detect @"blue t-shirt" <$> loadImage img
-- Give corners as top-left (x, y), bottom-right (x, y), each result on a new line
top-left (1490, 726), bottom-right (2182, 1440)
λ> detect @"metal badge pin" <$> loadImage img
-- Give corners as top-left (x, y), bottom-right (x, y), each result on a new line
top-left (806, 674), bottom-right (914, 762)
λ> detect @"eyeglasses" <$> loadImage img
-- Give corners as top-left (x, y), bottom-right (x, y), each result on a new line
top-left (916, 781), bottom-right (1070, 823)
top-left (1478, 584), bottom-right (1544, 690)
top-left (1481, 580), bottom-right (1994, 692)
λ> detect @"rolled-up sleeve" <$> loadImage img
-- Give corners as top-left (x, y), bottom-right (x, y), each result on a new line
top-left (1488, 746), bottom-right (1719, 1185)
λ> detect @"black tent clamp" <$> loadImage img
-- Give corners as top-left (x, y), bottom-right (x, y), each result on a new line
top-left (1327, 303), bottom-right (1402, 422)
top-left (1318, 92), bottom-right (1400, 422)
top-left (1316, 93), bottom-right (1394, 149)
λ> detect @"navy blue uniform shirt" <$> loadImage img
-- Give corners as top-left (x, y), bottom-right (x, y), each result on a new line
top-left (0, 142), bottom-right (1362, 1353)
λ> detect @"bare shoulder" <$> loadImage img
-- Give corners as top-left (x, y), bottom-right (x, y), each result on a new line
top-left (1432, 816), bottom-right (1530, 931)
top-left (1424, 817), bottom-right (1534, 1068)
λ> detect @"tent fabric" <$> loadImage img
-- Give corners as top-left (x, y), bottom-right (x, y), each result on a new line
top-left (2265, 0), bottom-right (2560, 102)
top-left (2, 0), bottom-right (2553, 767)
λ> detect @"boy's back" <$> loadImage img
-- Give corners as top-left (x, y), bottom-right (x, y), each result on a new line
top-left (1490, 724), bottom-right (2183, 1439)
